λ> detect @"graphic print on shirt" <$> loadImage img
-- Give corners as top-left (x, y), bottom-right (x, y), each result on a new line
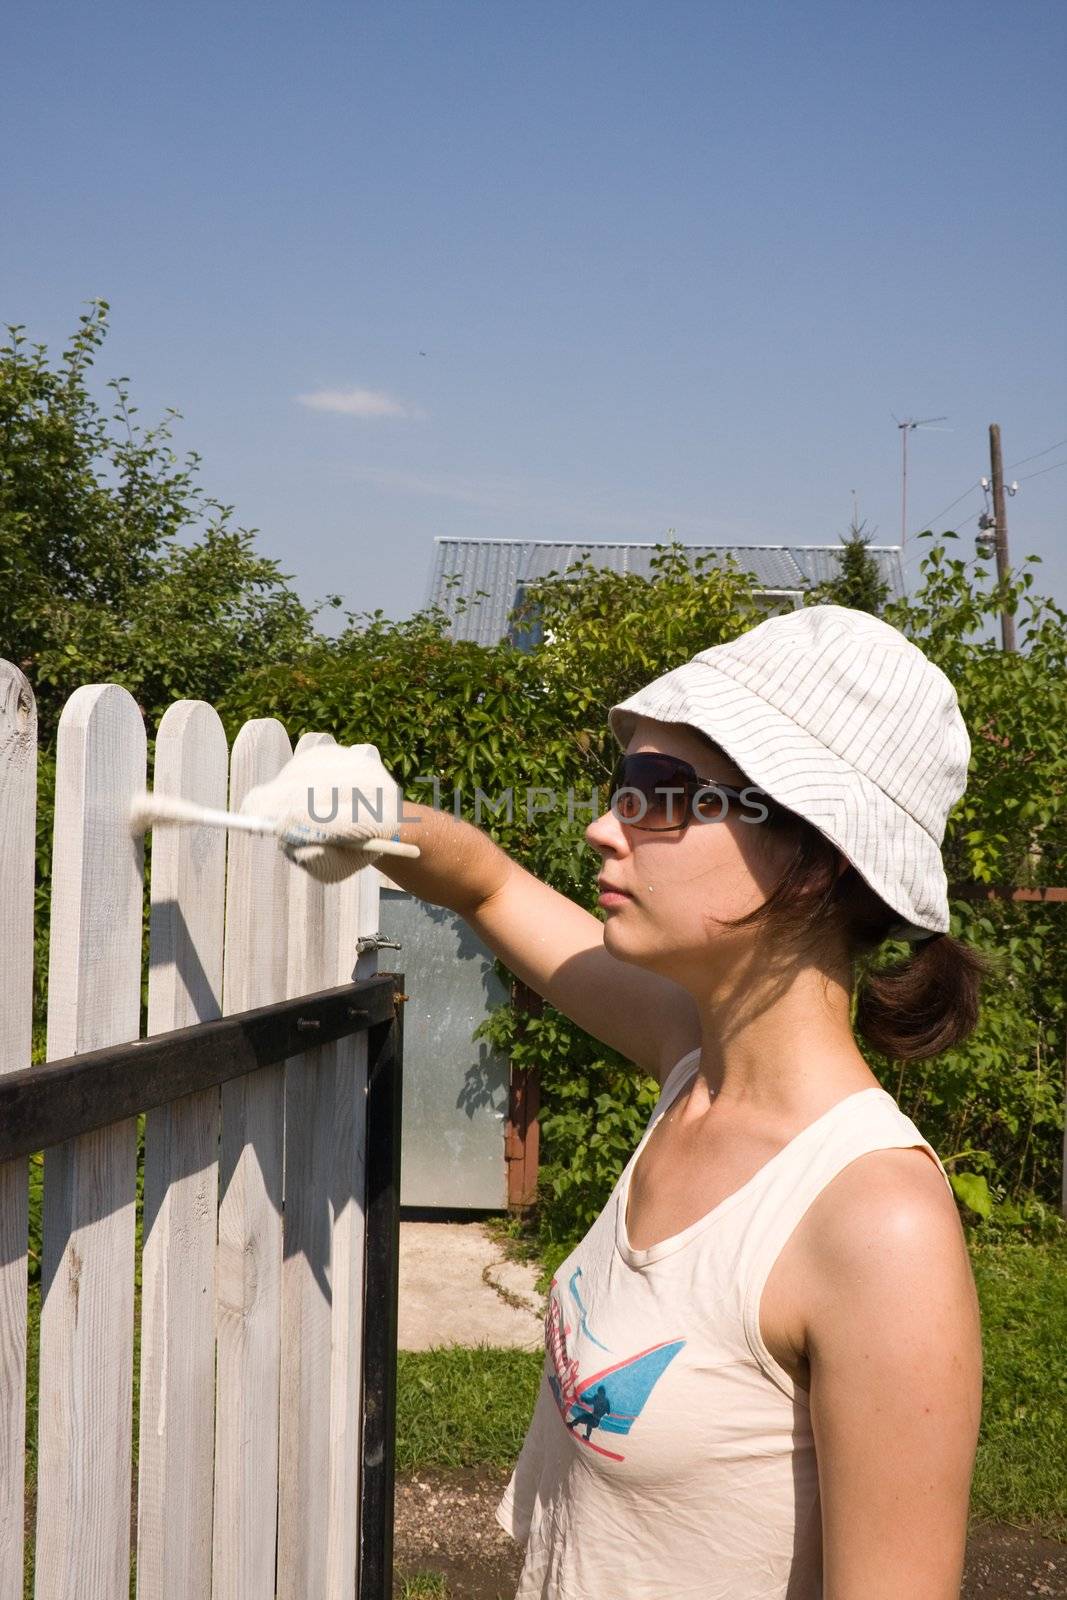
top-left (545, 1267), bottom-right (685, 1463)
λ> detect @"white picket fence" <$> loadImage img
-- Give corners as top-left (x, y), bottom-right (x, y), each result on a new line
top-left (0, 660), bottom-right (388, 1600)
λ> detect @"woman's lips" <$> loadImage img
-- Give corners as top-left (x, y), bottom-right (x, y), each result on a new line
top-left (597, 881), bottom-right (633, 907)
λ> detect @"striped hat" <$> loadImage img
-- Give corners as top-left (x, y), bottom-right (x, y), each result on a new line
top-left (608, 604), bottom-right (971, 941)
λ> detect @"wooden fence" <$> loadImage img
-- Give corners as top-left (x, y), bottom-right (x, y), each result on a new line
top-left (0, 662), bottom-right (404, 1600)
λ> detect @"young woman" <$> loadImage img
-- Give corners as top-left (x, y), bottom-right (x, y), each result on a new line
top-left (246, 603), bottom-right (987, 1600)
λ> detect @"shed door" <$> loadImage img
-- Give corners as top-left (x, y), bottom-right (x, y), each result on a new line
top-left (378, 887), bottom-right (510, 1209)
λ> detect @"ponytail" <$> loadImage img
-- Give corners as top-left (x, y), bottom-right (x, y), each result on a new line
top-left (715, 790), bottom-right (996, 1060)
top-left (854, 932), bottom-right (997, 1061)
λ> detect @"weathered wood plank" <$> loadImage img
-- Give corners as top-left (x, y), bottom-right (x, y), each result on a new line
top-left (0, 982), bottom-right (393, 1165)
top-left (325, 866), bottom-right (380, 1598)
top-left (277, 732), bottom-right (339, 1600)
top-left (212, 719), bottom-right (291, 1600)
top-left (0, 663), bottom-right (36, 1600)
top-left (137, 701), bottom-right (228, 1600)
top-left (35, 685), bottom-right (146, 1600)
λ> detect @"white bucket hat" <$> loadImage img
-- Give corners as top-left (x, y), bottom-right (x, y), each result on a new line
top-left (608, 604), bottom-right (971, 941)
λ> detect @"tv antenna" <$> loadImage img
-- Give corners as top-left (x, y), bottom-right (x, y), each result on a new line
top-left (893, 414), bottom-right (950, 551)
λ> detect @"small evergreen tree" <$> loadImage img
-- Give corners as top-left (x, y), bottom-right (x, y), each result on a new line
top-left (804, 513), bottom-right (891, 615)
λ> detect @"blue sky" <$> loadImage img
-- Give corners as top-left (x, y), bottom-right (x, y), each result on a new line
top-left (5, 0), bottom-right (1065, 626)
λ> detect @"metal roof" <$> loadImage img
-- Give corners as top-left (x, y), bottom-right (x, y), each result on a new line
top-left (426, 538), bottom-right (905, 646)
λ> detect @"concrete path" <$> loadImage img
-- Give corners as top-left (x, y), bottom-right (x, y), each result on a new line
top-left (397, 1222), bottom-right (545, 1352)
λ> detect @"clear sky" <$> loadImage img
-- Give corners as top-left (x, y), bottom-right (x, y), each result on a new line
top-left (5, 0), bottom-right (1065, 626)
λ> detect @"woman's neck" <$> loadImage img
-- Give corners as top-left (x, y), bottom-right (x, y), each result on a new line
top-left (681, 948), bottom-right (881, 1123)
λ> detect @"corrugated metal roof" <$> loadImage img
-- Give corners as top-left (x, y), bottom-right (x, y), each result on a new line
top-left (426, 538), bottom-right (905, 645)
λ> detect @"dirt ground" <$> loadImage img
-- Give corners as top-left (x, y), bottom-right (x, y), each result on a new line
top-left (393, 1467), bottom-right (1066, 1599)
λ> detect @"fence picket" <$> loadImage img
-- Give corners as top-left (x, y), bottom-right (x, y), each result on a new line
top-left (35, 685), bottom-right (146, 1600)
top-left (325, 867), bottom-right (380, 1597)
top-left (137, 702), bottom-right (229, 1600)
top-left (0, 664), bottom-right (36, 1600)
top-left (277, 732), bottom-right (339, 1598)
top-left (212, 719), bottom-right (291, 1600)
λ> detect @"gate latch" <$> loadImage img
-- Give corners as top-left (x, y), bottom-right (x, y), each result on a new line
top-left (356, 932), bottom-right (403, 954)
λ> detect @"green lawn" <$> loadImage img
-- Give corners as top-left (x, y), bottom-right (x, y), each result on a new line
top-left (397, 1575), bottom-right (449, 1599)
top-left (396, 1234), bottom-right (1067, 1539)
top-left (396, 1345), bottom-right (544, 1473)
top-left (968, 1237), bottom-right (1067, 1533)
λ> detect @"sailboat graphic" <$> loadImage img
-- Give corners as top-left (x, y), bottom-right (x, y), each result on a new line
top-left (545, 1276), bottom-right (685, 1462)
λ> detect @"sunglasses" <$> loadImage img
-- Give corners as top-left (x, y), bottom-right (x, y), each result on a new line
top-left (608, 752), bottom-right (774, 832)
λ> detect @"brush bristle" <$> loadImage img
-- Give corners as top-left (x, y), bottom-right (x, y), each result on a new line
top-left (128, 790), bottom-right (199, 835)
top-left (129, 792), bottom-right (154, 837)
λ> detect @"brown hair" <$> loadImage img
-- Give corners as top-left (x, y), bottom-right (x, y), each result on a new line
top-left (718, 790), bottom-right (995, 1061)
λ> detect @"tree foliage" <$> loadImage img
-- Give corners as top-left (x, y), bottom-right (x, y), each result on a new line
top-left (0, 301), bottom-right (317, 741)
top-left (1, 304), bottom-right (322, 1044)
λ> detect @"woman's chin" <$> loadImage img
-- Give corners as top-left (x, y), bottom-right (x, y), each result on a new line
top-left (602, 915), bottom-right (650, 965)
top-left (602, 916), bottom-right (697, 984)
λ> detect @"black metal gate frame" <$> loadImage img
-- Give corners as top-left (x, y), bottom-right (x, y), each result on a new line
top-left (0, 971), bottom-right (406, 1600)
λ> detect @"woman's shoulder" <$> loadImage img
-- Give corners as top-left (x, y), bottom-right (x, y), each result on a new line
top-left (772, 1094), bottom-right (966, 1310)
top-left (800, 1134), bottom-right (968, 1296)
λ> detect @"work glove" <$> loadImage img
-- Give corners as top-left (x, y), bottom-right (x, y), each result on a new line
top-left (240, 742), bottom-right (406, 884)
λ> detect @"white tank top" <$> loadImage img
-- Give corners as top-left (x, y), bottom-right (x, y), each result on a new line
top-left (495, 1048), bottom-right (953, 1600)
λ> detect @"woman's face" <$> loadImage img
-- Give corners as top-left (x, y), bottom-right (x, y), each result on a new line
top-left (584, 716), bottom-right (799, 983)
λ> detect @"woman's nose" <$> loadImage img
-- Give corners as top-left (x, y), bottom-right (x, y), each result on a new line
top-left (585, 804), bottom-right (630, 854)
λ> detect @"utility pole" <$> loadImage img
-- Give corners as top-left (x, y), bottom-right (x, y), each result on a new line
top-left (988, 423), bottom-right (1017, 653)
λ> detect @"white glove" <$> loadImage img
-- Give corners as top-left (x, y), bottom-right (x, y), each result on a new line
top-left (239, 743), bottom-right (405, 884)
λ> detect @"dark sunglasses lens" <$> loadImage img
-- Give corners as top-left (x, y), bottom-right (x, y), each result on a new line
top-left (610, 755), bottom-right (697, 828)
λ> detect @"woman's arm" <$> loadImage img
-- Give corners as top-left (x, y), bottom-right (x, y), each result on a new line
top-left (382, 801), bottom-right (700, 1083)
top-left (242, 746), bottom-right (701, 1081)
top-left (803, 1147), bottom-right (983, 1600)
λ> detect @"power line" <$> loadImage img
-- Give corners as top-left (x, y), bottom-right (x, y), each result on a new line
top-left (913, 438), bottom-right (1067, 532)
top-left (918, 480), bottom-right (981, 529)
top-left (901, 504), bottom-right (982, 575)
top-left (1008, 437), bottom-right (1067, 471)
top-left (1018, 458), bottom-right (1067, 483)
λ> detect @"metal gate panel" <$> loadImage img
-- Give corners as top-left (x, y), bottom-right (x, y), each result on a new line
top-left (377, 888), bottom-right (509, 1209)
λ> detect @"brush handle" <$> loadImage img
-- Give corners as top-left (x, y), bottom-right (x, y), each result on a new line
top-left (132, 791), bottom-right (421, 858)
top-left (169, 802), bottom-right (279, 837)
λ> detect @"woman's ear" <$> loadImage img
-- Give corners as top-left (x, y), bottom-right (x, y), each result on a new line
top-left (833, 854), bottom-right (854, 884)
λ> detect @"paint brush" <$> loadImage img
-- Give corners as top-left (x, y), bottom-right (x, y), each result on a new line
top-left (129, 790), bottom-right (421, 859)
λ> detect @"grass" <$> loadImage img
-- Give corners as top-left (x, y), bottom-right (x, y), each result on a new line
top-left (397, 1575), bottom-right (450, 1598)
top-left (483, 1214), bottom-right (570, 1299)
top-left (397, 1233), bottom-right (1067, 1539)
top-left (969, 1235), bottom-right (1067, 1535)
top-left (395, 1345), bottom-right (544, 1473)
